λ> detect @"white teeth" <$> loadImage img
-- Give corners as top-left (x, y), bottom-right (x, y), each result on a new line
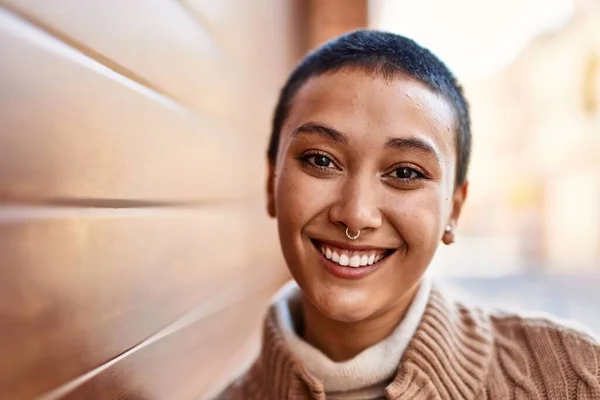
top-left (318, 243), bottom-right (389, 268)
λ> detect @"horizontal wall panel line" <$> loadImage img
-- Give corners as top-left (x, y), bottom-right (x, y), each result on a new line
top-left (0, 201), bottom-right (261, 220)
top-left (0, 1), bottom-right (254, 127)
top-left (0, 5), bottom-right (194, 118)
top-left (0, 2), bottom-right (174, 103)
top-left (0, 197), bottom-right (241, 209)
top-left (37, 274), bottom-right (279, 400)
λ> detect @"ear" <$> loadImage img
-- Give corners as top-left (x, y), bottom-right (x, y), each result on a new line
top-left (266, 159), bottom-right (276, 218)
top-left (442, 181), bottom-right (468, 245)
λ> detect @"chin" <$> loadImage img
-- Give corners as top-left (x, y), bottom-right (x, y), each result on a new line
top-left (310, 284), bottom-right (375, 323)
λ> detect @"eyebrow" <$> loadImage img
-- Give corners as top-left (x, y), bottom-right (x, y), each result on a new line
top-left (385, 137), bottom-right (442, 164)
top-left (292, 122), bottom-right (441, 163)
top-left (292, 122), bottom-right (349, 145)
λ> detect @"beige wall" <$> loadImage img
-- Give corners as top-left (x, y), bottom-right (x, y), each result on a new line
top-left (0, 1), bottom-right (299, 398)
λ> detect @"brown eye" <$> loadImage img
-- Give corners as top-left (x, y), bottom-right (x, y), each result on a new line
top-left (304, 154), bottom-right (334, 168)
top-left (394, 167), bottom-right (421, 180)
top-left (313, 155), bottom-right (332, 167)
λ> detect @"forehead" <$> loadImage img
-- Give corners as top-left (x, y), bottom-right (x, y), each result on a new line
top-left (284, 70), bottom-right (456, 156)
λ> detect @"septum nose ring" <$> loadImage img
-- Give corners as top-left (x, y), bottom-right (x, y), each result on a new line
top-left (345, 227), bottom-right (360, 240)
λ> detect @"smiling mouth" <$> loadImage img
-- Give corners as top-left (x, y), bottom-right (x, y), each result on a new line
top-left (311, 239), bottom-right (396, 268)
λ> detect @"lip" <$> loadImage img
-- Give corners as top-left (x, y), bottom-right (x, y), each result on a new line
top-left (311, 239), bottom-right (393, 280)
top-left (312, 238), bottom-right (395, 252)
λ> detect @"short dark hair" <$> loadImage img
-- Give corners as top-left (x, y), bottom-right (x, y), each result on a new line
top-left (267, 29), bottom-right (471, 187)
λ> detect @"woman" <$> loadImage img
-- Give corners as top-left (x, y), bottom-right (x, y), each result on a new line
top-left (214, 30), bottom-right (600, 399)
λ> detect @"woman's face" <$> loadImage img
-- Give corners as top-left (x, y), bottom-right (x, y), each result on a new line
top-left (268, 69), bottom-right (467, 322)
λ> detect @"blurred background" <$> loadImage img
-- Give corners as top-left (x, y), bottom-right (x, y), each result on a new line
top-left (0, 0), bottom-right (598, 399)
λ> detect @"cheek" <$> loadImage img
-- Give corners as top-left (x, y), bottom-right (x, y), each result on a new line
top-left (387, 189), bottom-right (445, 248)
top-left (275, 163), bottom-right (333, 228)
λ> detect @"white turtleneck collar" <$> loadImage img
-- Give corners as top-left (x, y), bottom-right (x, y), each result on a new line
top-left (272, 276), bottom-right (433, 398)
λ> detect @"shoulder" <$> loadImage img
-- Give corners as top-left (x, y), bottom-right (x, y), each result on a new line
top-left (444, 291), bottom-right (600, 397)
top-left (489, 307), bottom-right (600, 351)
top-left (445, 285), bottom-right (600, 357)
top-left (486, 307), bottom-right (600, 393)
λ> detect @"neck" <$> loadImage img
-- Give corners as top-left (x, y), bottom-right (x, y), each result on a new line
top-left (301, 283), bottom-right (421, 362)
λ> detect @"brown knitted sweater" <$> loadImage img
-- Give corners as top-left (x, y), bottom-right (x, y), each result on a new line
top-left (213, 284), bottom-right (600, 399)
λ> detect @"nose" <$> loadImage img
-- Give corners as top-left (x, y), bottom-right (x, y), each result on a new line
top-left (329, 173), bottom-right (383, 235)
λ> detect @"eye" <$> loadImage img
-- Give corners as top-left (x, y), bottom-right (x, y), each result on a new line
top-left (312, 154), bottom-right (333, 168)
top-left (382, 165), bottom-right (429, 187)
top-left (301, 152), bottom-right (336, 169)
top-left (392, 166), bottom-right (423, 180)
